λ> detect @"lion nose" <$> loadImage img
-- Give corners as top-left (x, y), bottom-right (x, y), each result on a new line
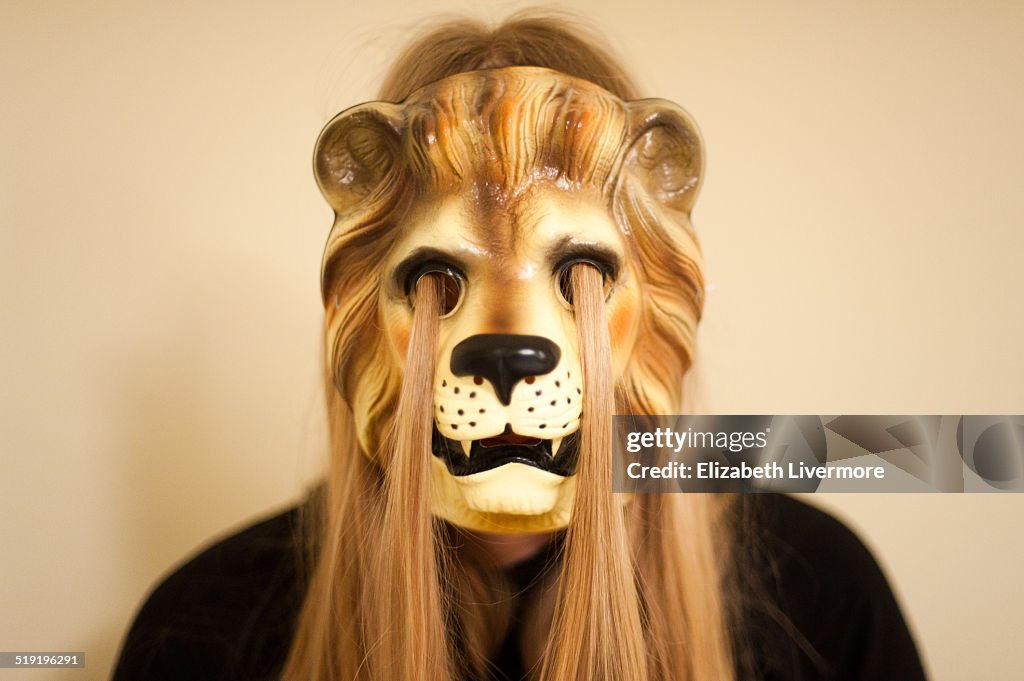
top-left (450, 334), bottom-right (561, 406)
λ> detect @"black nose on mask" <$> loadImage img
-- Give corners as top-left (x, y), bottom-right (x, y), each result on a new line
top-left (450, 334), bottom-right (561, 406)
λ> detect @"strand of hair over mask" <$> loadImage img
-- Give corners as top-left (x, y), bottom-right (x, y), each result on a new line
top-left (540, 264), bottom-right (648, 681)
top-left (363, 274), bottom-right (455, 681)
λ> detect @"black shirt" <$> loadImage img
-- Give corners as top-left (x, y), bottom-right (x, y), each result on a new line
top-left (111, 495), bottom-right (927, 680)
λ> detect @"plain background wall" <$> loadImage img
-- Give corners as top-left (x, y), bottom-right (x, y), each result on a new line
top-left (2, 0), bottom-right (1022, 679)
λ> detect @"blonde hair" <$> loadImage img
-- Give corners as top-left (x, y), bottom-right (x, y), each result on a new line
top-left (284, 15), bottom-right (737, 681)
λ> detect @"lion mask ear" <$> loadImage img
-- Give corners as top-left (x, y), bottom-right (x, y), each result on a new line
top-left (313, 102), bottom-right (405, 215)
top-left (622, 101), bottom-right (704, 216)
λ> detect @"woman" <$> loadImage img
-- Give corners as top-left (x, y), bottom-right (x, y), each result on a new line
top-left (112, 15), bottom-right (926, 681)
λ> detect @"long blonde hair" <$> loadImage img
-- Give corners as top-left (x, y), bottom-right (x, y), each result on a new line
top-left (283, 15), bottom-right (737, 681)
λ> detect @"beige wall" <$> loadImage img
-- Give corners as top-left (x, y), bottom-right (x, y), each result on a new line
top-left (1, 1), bottom-right (1021, 679)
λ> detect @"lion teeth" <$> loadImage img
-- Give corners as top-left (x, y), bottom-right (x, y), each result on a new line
top-left (551, 437), bottom-right (563, 457)
top-left (460, 440), bottom-right (472, 457)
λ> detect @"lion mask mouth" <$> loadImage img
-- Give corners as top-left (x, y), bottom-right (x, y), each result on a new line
top-left (432, 425), bottom-right (580, 477)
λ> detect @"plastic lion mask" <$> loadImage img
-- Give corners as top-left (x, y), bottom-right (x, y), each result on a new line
top-left (315, 67), bottom-right (704, 533)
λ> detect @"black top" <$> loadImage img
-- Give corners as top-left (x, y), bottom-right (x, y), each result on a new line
top-left (111, 495), bottom-right (927, 680)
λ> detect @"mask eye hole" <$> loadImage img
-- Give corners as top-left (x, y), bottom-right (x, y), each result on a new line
top-left (556, 257), bottom-right (616, 307)
top-left (405, 262), bottom-right (464, 317)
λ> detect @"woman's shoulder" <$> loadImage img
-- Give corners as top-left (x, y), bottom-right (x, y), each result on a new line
top-left (111, 505), bottom-right (306, 681)
top-left (737, 494), bottom-right (927, 680)
top-left (111, 496), bottom-right (926, 680)
top-left (747, 493), bottom-right (894, 591)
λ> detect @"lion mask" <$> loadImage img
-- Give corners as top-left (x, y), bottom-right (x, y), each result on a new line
top-left (315, 67), bottom-right (704, 533)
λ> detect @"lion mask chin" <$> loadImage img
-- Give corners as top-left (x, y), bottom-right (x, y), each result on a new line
top-left (315, 67), bottom-right (705, 534)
